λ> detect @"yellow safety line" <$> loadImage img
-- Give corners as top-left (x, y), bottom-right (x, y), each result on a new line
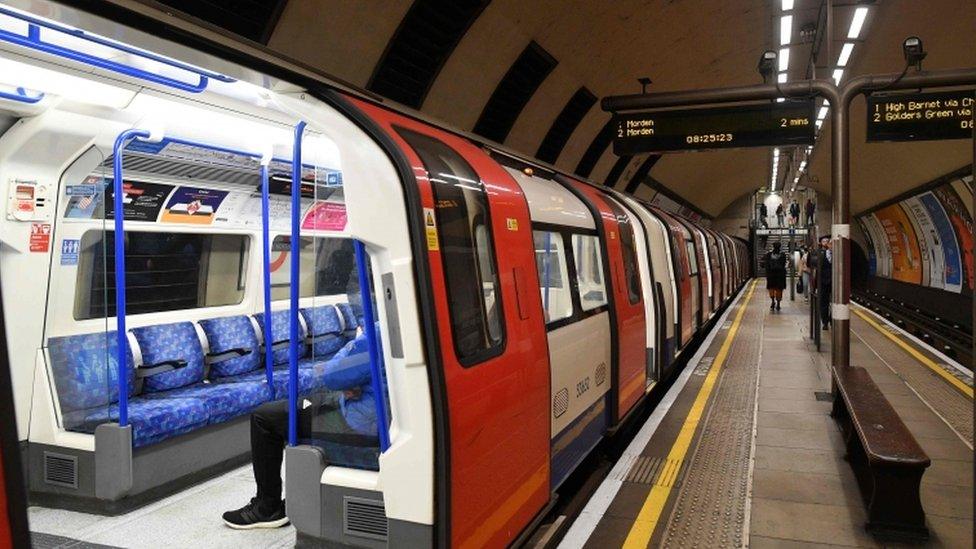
top-left (622, 280), bottom-right (758, 548)
top-left (852, 306), bottom-right (973, 399)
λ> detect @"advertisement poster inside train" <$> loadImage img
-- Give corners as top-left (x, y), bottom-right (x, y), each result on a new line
top-left (903, 196), bottom-right (945, 290)
top-left (900, 199), bottom-right (931, 287)
top-left (874, 204), bottom-right (923, 284)
top-left (864, 213), bottom-right (891, 278)
top-left (160, 187), bottom-right (229, 225)
top-left (856, 217), bottom-right (877, 276)
top-left (932, 184), bottom-right (974, 294)
top-left (302, 200), bottom-right (347, 231)
top-left (918, 191), bottom-right (963, 293)
top-left (65, 177), bottom-right (174, 222)
top-left (212, 191), bottom-right (312, 231)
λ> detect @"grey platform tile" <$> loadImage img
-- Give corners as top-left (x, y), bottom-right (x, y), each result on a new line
top-left (28, 507), bottom-right (107, 539)
top-left (751, 468), bottom-right (862, 508)
top-left (758, 397), bottom-right (832, 414)
top-left (913, 435), bottom-right (974, 462)
top-left (925, 515), bottom-right (975, 549)
top-left (749, 534), bottom-right (872, 549)
top-left (920, 481), bottom-right (974, 520)
top-left (924, 458), bottom-right (974, 488)
top-left (759, 387), bottom-right (821, 402)
top-left (754, 447), bottom-right (849, 482)
top-left (902, 417), bottom-right (968, 442)
top-left (760, 371), bottom-right (826, 390)
top-left (756, 426), bottom-right (846, 452)
top-left (749, 498), bottom-right (878, 548)
top-left (757, 411), bottom-right (835, 431)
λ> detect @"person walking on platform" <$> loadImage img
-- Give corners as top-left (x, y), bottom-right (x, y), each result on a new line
top-left (775, 203), bottom-right (785, 227)
top-left (805, 198), bottom-right (816, 226)
top-left (789, 199), bottom-right (800, 227)
top-left (814, 235), bottom-right (832, 329)
top-left (764, 242), bottom-right (788, 311)
top-left (758, 202), bottom-right (769, 228)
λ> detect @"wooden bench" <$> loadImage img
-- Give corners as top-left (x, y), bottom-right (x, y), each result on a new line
top-left (830, 366), bottom-right (930, 541)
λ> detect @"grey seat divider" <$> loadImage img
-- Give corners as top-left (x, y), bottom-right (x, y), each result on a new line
top-left (286, 445), bottom-right (327, 537)
top-left (94, 424), bottom-right (133, 500)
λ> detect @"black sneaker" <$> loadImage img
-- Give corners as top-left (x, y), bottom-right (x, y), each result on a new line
top-left (222, 498), bottom-right (289, 529)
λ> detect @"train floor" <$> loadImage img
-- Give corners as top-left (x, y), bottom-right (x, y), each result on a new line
top-left (28, 464), bottom-right (296, 548)
top-left (560, 279), bottom-right (973, 549)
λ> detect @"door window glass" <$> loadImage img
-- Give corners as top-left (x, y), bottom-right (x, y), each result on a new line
top-left (533, 230), bottom-right (573, 323)
top-left (572, 234), bottom-right (608, 311)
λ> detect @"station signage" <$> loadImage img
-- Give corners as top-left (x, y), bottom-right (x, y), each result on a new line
top-left (866, 89), bottom-right (974, 142)
top-left (612, 100), bottom-right (816, 155)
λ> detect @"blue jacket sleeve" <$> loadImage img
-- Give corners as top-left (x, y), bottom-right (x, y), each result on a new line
top-left (321, 336), bottom-right (372, 390)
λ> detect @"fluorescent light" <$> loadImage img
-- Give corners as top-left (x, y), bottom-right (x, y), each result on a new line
top-left (782, 0), bottom-right (794, 10)
top-left (774, 148), bottom-right (780, 157)
top-left (0, 57), bottom-right (134, 108)
top-left (780, 15), bottom-right (793, 45)
top-left (848, 7), bottom-right (868, 39)
top-left (837, 42), bottom-right (855, 66)
top-left (818, 106), bottom-right (829, 120)
top-left (779, 48), bottom-right (790, 71)
top-left (807, 146), bottom-right (814, 153)
top-left (778, 72), bottom-right (788, 83)
top-left (799, 160), bottom-right (807, 170)
top-left (832, 68), bottom-right (844, 85)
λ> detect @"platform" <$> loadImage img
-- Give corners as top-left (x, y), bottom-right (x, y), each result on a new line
top-left (562, 279), bottom-right (973, 548)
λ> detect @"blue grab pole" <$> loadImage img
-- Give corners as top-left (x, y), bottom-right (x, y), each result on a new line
top-left (260, 164), bottom-right (275, 400)
top-left (354, 240), bottom-right (391, 451)
top-left (112, 129), bottom-right (151, 427)
top-left (287, 121), bottom-right (306, 446)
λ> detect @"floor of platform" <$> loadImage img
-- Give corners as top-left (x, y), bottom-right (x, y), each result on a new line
top-left (28, 464), bottom-right (296, 548)
top-left (562, 279), bottom-right (974, 549)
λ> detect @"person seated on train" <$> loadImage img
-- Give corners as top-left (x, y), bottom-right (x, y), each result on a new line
top-left (221, 329), bottom-right (381, 530)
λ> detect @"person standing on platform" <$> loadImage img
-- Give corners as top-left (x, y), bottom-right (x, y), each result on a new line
top-left (800, 246), bottom-right (812, 301)
top-left (775, 203), bottom-right (785, 227)
top-left (758, 202), bottom-right (769, 228)
top-left (764, 242), bottom-right (787, 311)
top-left (814, 235), bottom-right (832, 329)
top-left (789, 199), bottom-right (800, 227)
top-left (805, 198), bottom-right (816, 226)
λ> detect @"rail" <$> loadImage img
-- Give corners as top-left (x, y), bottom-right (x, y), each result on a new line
top-left (0, 5), bottom-right (234, 93)
top-left (260, 162), bottom-right (275, 399)
top-left (287, 121), bottom-right (307, 446)
top-left (0, 86), bottom-right (43, 104)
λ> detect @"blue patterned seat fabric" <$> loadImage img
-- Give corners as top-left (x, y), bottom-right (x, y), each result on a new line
top-left (198, 316), bottom-right (261, 378)
top-left (130, 322), bottom-right (206, 392)
top-left (61, 396), bottom-right (209, 448)
top-left (336, 303), bottom-right (361, 336)
top-left (300, 305), bottom-right (346, 358)
top-left (254, 310), bottom-right (307, 366)
top-left (48, 331), bottom-right (135, 413)
top-left (144, 380), bottom-right (270, 423)
top-left (214, 366), bottom-right (321, 400)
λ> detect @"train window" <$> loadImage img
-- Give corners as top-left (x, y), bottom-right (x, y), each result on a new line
top-left (572, 234), bottom-right (608, 311)
top-left (395, 127), bottom-right (504, 364)
top-left (533, 230), bottom-right (573, 323)
top-left (269, 236), bottom-right (358, 301)
top-left (685, 240), bottom-right (699, 275)
top-left (74, 230), bottom-right (247, 319)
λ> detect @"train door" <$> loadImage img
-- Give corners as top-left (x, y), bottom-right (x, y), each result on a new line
top-left (710, 230), bottom-right (728, 305)
top-left (625, 197), bottom-right (679, 374)
top-left (503, 165), bottom-right (612, 490)
top-left (563, 180), bottom-right (646, 424)
top-left (608, 194), bottom-right (660, 391)
top-left (692, 227), bottom-right (714, 320)
top-left (702, 229), bottom-right (722, 316)
top-left (355, 103), bottom-right (550, 547)
top-left (657, 210), bottom-right (695, 344)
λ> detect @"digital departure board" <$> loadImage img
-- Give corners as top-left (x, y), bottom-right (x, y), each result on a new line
top-left (612, 100), bottom-right (816, 155)
top-left (866, 90), bottom-right (975, 142)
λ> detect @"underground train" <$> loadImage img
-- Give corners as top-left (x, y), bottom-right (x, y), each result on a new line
top-left (0, 2), bottom-right (749, 547)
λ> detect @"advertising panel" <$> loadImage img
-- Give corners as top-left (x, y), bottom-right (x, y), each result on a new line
top-left (903, 196), bottom-right (945, 289)
top-left (874, 204), bottom-right (923, 284)
top-left (932, 184), bottom-right (974, 294)
top-left (919, 191), bottom-right (963, 293)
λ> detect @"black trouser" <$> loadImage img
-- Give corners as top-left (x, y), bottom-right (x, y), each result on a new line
top-left (819, 288), bottom-right (831, 327)
top-left (250, 396), bottom-right (349, 510)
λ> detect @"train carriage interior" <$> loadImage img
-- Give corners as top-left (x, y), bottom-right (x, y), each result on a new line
top-left (0, 1), bottom-right (971, 548)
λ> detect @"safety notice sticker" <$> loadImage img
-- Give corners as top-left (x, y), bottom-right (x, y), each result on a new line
top-left (29, 223), bottom-right (51, 253)
top-left (424, 207), bottom-right (439, 251)
top-left (61, 239), bottom-right (80, 265)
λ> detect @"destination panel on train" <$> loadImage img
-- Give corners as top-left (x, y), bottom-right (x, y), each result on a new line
top-left (612, 100), bottom-right (816, 155)
top-left (866, 89), bottom-right (975, 142)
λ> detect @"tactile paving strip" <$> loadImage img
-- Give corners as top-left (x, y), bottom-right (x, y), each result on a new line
top-left (660, 290), bottom-right (764, 549)
top-left (851, 316), bottom-right (973, 446)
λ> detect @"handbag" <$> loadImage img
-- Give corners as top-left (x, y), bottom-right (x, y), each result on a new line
top-left (796, 278), bottom-right (804, 294)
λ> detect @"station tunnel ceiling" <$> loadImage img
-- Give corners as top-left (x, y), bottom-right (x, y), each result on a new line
top-left (162, 0), bottom-right (975, 217)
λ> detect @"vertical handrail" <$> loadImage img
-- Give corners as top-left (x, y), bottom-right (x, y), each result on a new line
top-left (287, 121), bottom-right (306, 446)
top-left (112, 129), bottom-right (151, 427)
top-left (354, 240), bottom-right (391, 452)
top-left (543, 231), bottom-right (551, 312)
top-left (260, 162), bottom-right (275, 400)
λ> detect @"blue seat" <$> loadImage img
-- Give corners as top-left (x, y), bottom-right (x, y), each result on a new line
top-left (48, 331), bottom-right (135, 414)
top-left (254, 310), bottom-right (307, 366)
top-left (130, 322), bottom-right (206, 392)
top-left (61, 397), bottom-right (209, 448)
top-left (198, 315), bottom-right (261, 378)
top-left (214, 367), bottom-right (319, 400)
top-left (300, 305), bottom-right (346, 358)
top-left (336, 302), bottom-right (361, 338)
top-left (144, 380), bottom-right (270, 423)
